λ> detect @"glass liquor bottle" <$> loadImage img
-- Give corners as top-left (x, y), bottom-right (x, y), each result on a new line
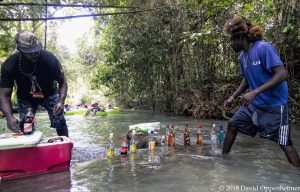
top-left (23, 107), bottom-right (35, 135)
top-left (183, 124), bottom-right (190, 146)
top-left (196, 123), bottom-right (203, 145)
top-left (211, 124), bottom-right (217, 145)
top-left (168, 124), bottom-right (175, 147)
top-left (107, 133), bottom-right (115, 158)
top-left (130, 130), bottom-right (137, 153)
top-left (148, 131), bottom-right (156, 151)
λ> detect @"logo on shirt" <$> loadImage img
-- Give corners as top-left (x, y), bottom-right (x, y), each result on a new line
top-left (252, 61), bottom-right (261, 65)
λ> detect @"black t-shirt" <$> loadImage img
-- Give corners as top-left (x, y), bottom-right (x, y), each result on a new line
top-left (0, 50), bottom-right (64, 100)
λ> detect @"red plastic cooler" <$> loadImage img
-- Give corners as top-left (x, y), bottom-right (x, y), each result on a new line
top-left (0, 136), bottom-right (73, 181)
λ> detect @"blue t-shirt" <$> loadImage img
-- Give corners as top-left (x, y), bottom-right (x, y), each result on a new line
top-left (239, 41), bottom-right (288, 107)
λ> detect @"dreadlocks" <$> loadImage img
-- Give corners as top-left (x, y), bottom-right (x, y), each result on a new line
top-left (223, 15), bottom-right (264, 42)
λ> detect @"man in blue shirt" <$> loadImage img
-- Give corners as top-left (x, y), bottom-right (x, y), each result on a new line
top-left (222, 15), bottom-right (300, 167)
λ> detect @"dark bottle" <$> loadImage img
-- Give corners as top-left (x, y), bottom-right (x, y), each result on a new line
top-left (23, 107), bottom-right (35, 135)
top-left (183, 124), bottom-right (190, 146)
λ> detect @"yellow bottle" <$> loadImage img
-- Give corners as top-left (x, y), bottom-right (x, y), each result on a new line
top-left (130, 130), bottom-right (137, 153)
top-left (148, 131), bottom-right (156, 151)
top-left (107, 133), bottom-right (114, 158)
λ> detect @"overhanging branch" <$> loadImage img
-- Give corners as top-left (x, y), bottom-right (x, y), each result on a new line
top-left (0, 2), bottom-right (138, 9)
top-left (0, 9), bottom-right (155, 21)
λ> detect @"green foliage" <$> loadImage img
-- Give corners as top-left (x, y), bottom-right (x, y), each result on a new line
top-left (1, 0), bottom-right (299, 121)
top-left (88, 0), bottom-right (300, 122)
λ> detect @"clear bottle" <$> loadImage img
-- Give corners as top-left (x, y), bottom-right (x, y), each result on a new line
top-left (218, 123), bottom-right (225, 145)
top-left (161, 135), bottom-right (166, 146)
top-left (23, 107), bottom-right (35, 135)
top-left (107, 133), bottom-right (115, 158)
top-left (120, 138), bottom-right (128, 156)
top-left (211, 124), bottom-right (217, 145)
top-left (148, 131), bottom-right (156, 151)
top-left (130, 130), bottom-right (137, 153)
top-left (196, 123), bottom-right (203, 145)
top-left (183, 123), bottom-right (190, 146)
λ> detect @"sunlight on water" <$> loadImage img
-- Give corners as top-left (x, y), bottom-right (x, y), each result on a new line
top-left (0, 110), bottom-right (300, 192)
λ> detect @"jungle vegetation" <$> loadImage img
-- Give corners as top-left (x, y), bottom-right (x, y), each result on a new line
top-left (0, 0), bottom-right (299, 123)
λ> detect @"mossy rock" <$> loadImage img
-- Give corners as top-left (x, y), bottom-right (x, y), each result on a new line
top-left (64, 109), bottom-right (121, 116)
top-left (64, 109), bottom-right (86, 116)
top-left (106, 108), bottom-right (121, 114)
top-left (95, 111), bottom-right (108, 116)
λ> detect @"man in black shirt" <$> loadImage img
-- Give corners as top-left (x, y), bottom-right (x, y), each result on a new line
top-left (0, 30), bottom-right (69, 137)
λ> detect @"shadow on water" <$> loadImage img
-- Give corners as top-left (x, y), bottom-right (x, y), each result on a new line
top-left (1, 110), bottom-right (300, 192)
top-left (0, 171), bottom-right (72, 192)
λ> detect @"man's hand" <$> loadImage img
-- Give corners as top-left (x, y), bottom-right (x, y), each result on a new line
top-left (224, 96), bottom-right (235, 109)
top-left (240, 90), bottom-right (258, 106)
top-left (53, 101), bottom-right (64, 116)
top-left (7, 117), bottom-right (20, 133)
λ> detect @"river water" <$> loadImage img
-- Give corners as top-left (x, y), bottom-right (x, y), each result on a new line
top-left (0, 110), bottom-right (300, 192)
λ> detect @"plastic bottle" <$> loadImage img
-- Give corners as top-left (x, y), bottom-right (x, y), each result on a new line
top-left (211, 124), bottom-right (217, 145)
top-left (183, 123), bottom-right (190, 146)
top-left (107, 133), bottom-right (114, 158)
top-left (196, 123), bottom-right (203, 145)
top-left (23, 107), bottom-right (35, 135)
top-left (120, 138), bottom-right (128, 156)
top-left (218, 123), bottom-right (225, 145)
top-left (148, 131), bottom-right (155, 151)
top-left (161, 135), bottom-right (166, 146)
top-left (130, 130), bottom-right (137, 153)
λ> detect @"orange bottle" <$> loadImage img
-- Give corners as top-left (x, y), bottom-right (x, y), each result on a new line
top-left (168, 124), bottom-right (175, 147)
top-left (196, 124), bottom-right (203, 145)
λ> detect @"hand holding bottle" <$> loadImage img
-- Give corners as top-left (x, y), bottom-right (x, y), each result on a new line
top-left (7, 117), bottom-right (20, 133)
top-left (53, 101), bottom-right (64, 116)
top-left (224, 96), bottom-right (235, 109)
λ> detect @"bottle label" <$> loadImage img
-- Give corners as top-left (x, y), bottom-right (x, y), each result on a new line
top-left (149, 141), bottom-right (155, 150)
top-left (130, 144), bottom-right (137, 153)
top-left (107, 148), bottom-right (114, 158)
top-left (168, 135), bottom-right (174, 146)
top-left (23, 123), bottom-right (33, 133)
top-left (196, 134), bottom-right (203, 144)
top-left (121, 147), bottom-right (128, 155)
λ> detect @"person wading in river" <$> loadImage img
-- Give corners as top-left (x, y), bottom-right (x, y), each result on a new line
top-left (0, 30), bottom-right (69, 137)
top-left (222, 15), bottom-right (300, 167)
